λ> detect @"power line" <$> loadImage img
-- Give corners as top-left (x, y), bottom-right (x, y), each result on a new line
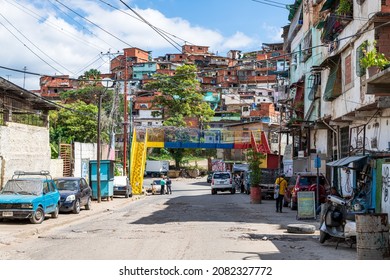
top-left (54, 0), bottom-right (134, 48)
top-left (119, 0), bottom-right (182, 52)
top-left (4, 0), bottom-right (111, 54)
top-left (98, 0), bottom-right (195, 47)
top-left (0, 12), bottom-right (74, 74)
top-left (0, 17), bottom-right (64, 75)
top-left (251, 0), bottom-right (288, 9)
top-left (47, 0), bottom-right (116, 51)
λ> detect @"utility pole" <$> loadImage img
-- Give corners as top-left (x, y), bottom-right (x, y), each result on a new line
top-left (101, 50), bottom-right (129, 176)
top-left (123, 53), bottom-right (129, 177)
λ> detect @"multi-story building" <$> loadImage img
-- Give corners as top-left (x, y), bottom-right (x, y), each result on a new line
top-left (283, 0), bottom-right (390, 215)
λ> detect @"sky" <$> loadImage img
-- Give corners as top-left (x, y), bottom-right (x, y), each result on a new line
top-left (0, 0), bottom-right (292, 90)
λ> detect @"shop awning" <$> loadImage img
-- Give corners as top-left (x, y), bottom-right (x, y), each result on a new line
top-left (326, 155), bottom-right (368, 167)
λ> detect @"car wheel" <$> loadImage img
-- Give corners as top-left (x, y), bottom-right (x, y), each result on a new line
top-left (129, 191), bottom-right (133, 198)
top-left (30, 206), bottom-right (45, 224)
top-left (125, 190), bottom-right (130, 198)
top-left (51, 204), bottom-right (59, 218)
top-left (319, 230), bottom-right (329, 244)
top-left (85, 197), bottom-right (91, 210)
top-left (73, 199), bottom-right (81, 214)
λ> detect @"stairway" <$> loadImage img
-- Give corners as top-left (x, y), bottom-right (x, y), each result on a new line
top-left (130, 129), bottom-right (147, 194)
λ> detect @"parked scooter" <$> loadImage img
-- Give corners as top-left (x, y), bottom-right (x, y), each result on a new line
top-left (319, 195), bottom-right (357, 246)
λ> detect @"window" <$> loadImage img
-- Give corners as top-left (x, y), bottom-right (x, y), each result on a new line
top-left (344, 53), bottom-right (352, 87)
top-left (356, 42), bottom-right (367, 77)
top-left (43, 182), bottom-right (49, 194)
top-left (340, 126), bottom-right (350, 158)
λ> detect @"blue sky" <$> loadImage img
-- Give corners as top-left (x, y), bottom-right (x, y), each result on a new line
top-left (0, 0), bottom-right (293, 89)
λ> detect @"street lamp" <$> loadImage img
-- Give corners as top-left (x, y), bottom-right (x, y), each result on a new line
top-left (97, 78), bottom-right (114, 203)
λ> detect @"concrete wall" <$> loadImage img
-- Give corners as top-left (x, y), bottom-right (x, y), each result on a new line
top-left (73, 142), bottom-right (111, 179)
top-left (50, 159), bottom-right (64, 178)
top-left (0, 122), bottom-right (51, 188)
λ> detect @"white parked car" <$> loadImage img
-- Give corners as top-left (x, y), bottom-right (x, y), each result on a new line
top-left (211, 171), bottom-right (235, 195)
top-left (113, 176), bottom-right (132, 198)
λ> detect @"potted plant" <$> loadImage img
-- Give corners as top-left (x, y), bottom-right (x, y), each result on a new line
top-left (246, 148), bottom-right (265, 204)
top-left (360, 41), bottom-right (390, 77)
top-left (336, 0), bottom-right (352, 17)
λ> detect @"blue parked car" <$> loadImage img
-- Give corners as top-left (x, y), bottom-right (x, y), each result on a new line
top-left (54, 177), bottom-right (92, 214)
top-left (0, 171), bottom-right (60, 224)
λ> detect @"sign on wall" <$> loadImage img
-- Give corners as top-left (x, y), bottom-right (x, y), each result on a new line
top-left (382, 164), bottom-right (390, 215)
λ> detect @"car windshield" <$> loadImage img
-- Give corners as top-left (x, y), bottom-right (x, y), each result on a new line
top-left (153, 180), bottom-right (161, 185)
top-left (55, 180), bottom-right (79, 191)
top-left (1, 180), bottom-right (43, 195)
top-left (214, 173), bottom-right (230, 179)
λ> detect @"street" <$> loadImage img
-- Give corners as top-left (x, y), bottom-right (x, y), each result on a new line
top-left (0, 177), bottom-right (357, 260)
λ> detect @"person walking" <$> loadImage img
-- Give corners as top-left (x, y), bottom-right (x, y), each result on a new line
top-left (160, 176), bottom-right (166, 195)
top-left (166, 176), bottom-right (172, 194)
top-left (274, 173), bottom-right (287, 213)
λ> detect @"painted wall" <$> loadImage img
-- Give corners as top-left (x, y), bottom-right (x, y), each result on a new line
top-left (0, 122), bottom-right (51, 188)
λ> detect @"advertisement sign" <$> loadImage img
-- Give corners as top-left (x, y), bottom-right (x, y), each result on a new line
top-left (297, 191), bottom-right (316, 219)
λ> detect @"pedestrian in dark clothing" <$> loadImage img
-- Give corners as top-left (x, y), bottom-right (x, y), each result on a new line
top-left (160, 176), bottom-right (166, 195)
top-left (166, 177), bottom-right (172, 194)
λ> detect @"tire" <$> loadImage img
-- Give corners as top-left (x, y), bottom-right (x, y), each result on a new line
top-left (319, 230), bottom-right (329, 244)
top-left (30, 206), bottom-right (45, 224)
top-left (51, 204), bottom-right (59, 219)
top-left (125, 190), bottom-right (130, 198)
top-left (73, 199), bottom-right (81, 214)
top-left (85, 197), bottom-right (91, 210)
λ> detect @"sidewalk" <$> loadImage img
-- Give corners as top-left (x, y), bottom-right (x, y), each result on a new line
top-left (0, 195), bottom-right (145, 245)
top-left (251, 198), bottom-right (321, 234)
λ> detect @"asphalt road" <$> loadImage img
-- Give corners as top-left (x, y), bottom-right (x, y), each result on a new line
top-left (0, 177), bottom-right (357, 260)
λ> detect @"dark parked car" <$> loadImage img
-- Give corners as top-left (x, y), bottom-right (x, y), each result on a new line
top-left (0, 171), bottom-right (60, 224)
top-left (113, 176), bottom-right (132, 198)
top-left (54, 177), bottom-right (92, 214)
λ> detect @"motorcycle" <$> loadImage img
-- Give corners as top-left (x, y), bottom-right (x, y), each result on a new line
top-left (319, 195), bottom-right (357, 246)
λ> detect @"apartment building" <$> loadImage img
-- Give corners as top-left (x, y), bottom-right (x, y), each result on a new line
top-left (283, 0), bottom-right (390, 215)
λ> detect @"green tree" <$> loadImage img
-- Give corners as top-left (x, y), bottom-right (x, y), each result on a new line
top-left (50, 69), bottom-right (117, 158)
top-left (49, 101), bottom-right (108, 158)
top-left (145, 64), bottom-right (214, 127)
top-left (145, 64), bottom-right (214, 168)
top-left (246, 148), bottom-right (265, 187)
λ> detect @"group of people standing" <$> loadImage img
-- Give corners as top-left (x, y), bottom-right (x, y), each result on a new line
top-left (160, 176), bottom-right (172, 195)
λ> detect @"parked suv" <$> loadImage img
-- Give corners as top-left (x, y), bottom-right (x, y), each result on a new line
top-left (289, 172), bottom-right (330, 210)
top-left (211, 171), bottom-right (235, 195)
top-left (0, 171), bottom-right (60, 224)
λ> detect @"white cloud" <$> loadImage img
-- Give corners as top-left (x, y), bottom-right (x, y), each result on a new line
top-left (262, 23), bottom-right (283, 43)
top-left (0, 0), bottom-right (258, 89)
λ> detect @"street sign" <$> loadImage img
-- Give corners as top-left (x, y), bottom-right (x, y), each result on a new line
top-left (297, 191), bottom-right (316, 219)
